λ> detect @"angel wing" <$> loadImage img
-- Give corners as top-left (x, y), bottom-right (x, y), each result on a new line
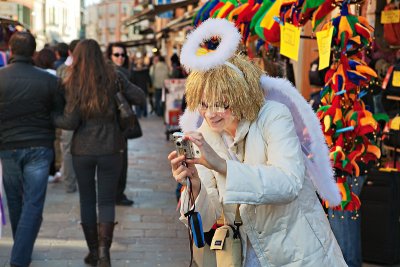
top-left (260, 75), bottom-right (341, 206)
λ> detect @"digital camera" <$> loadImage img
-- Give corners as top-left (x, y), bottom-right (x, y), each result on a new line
top-left (172, 132), bottom-right (201, 159)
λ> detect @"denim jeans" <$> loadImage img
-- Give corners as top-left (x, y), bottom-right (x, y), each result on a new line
top-left (73, 153), bottom-right (122, 224)
top-left (154, 88), bottom-right (164, 117)
top-left (135, 103), bottom-right (148, 118)
top-left (0, 147), bottom-right (53, 267)
top-left (328, 175), bottom-right (365, 267)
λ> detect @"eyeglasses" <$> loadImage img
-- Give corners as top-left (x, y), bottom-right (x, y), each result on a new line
top-left (112, 53), bottom-right (126, 58)
top-left (198, 102), bottom-right (230, 114)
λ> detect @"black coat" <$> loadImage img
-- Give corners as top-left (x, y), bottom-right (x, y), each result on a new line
top-left (53, 72), bottom-right (145, 156)
top-left (0, 55), bottom-right (64, 150)
top-left (131, 68), bottom-right (151, 94)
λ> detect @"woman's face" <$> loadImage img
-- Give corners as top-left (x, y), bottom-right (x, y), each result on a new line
top-left (111, 46), bottom-right (126, 67)
top-left (199, 100), bottom-right (238, 135)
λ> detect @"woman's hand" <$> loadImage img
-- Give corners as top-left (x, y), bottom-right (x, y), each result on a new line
top-left (168, 151), bottom-right (201, 198)
top-left (184, 132), bottom-right (227, 175)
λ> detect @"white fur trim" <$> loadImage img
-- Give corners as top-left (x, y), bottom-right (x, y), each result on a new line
top-left (180, 18), bottom-right (242, 72)
top-left (260, 75), bottom-right (341, 206)
top-left (179, 109), bottom-right (203, 133)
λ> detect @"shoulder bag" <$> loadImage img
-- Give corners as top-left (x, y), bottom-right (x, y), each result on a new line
top-left (114, 78), bottom-right (143, 139)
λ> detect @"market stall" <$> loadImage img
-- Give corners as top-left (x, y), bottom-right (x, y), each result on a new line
top-left (183, 0), bottom-right (400, 265)
top-left (164, 78), bottom-right (186, 140)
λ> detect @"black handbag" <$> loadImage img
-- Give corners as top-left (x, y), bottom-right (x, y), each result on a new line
top-left (114, 79), bottom-right (142, 139)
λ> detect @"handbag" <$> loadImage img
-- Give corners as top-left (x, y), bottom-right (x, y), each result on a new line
top-left (114, 78), bottom-right (143, 139)
top-left (210, 205), bottom-right (243, 267)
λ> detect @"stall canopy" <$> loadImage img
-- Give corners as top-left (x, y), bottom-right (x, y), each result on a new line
top-left (113, 38), bottom-right (157, 48)
top-left (124, 0), bottom-right (198, 27)
top-left (157, 6), bottom-right (199, 34)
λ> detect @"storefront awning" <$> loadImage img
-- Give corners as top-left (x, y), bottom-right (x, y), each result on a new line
top-left (157, 6), bottom-right (199, 34)
top-left (124, 0), bottom-right (198, 27)
top-left (115, 38), bottom-right (157, 48)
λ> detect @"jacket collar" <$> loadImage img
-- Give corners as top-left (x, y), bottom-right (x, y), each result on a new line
top-left (9, 55), bottom-right (33, 65)
top-left (198, 117), bottom-right (251, 155)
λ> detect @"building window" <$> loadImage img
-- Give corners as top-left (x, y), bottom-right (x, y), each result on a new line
top-left (49, 7), bottom-right (56, 25)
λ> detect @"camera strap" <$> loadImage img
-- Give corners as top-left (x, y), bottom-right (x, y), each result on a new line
top-left (182, 162), bottom-right (205, 267)
top-left (221, 134), bottom-right (243, 235)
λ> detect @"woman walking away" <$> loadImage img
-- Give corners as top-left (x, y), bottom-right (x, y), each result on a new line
top-left (54, 39), bottom-right (145, 267)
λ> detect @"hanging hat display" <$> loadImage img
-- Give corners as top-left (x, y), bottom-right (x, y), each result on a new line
top-left (316, 1), bottom-right (388, 212)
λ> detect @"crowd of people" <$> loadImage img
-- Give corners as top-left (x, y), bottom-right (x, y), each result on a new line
top-left (0, 32), bottom-right (181, 267)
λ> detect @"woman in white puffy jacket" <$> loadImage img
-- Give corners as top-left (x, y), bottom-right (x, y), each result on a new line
top-left (168, 50), bottom-right (347, 267)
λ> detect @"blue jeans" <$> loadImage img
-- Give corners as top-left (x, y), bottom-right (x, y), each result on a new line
top-left (135, 103), bottom-right (148, 118)
top-left (154, 88), bottom-right (164, 117)
top-left (328, 175), bottom-right (365, 267)
top-left (0, 147), bottom-right (53, 267)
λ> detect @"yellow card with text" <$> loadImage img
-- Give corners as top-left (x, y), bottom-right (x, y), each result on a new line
top-left (280, 23), bottom-right (301, 61)
top-left (381, 10), bottom-right (400, 24)
top-left (392, 71), bottom-right (400, 87)
top-left (316, 25), bottom-right (334, 70)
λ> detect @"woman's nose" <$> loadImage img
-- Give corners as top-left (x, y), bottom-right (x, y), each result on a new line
top-left (205, 109), bottom-right (216, 118)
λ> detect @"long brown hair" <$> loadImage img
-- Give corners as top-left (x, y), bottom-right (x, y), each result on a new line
top-left (64, 39), bottom-right (117, 118)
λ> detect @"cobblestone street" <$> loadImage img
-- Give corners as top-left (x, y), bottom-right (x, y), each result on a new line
top-left (0, 115), bottom-right (190, 267)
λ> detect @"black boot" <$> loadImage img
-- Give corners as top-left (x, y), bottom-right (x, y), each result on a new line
top-left (97, 222), bottom-right (116, 267)
top-left (81, 223), bottom-right (99, 266)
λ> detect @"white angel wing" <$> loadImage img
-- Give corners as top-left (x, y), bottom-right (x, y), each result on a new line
top-left (260, 75), bottom-right (341, 206)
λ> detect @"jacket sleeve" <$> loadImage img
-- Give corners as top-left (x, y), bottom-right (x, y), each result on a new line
top-left (53, 106), bottom-right (81, 130)
top-left (224, 105), bottom-right (305, 205)
top-left (179, 164), bottom-right (223, 232)
top-left (119, 73), bottom-right (146, 107)
top-left (52, 79), bottom-right (66, 115)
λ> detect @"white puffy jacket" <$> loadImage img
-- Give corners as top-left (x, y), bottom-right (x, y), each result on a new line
top-left (180, 100), bottom-right (347, 267)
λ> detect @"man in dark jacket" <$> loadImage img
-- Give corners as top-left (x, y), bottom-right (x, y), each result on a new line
top-left (0, 32), bottom-right (64, 267)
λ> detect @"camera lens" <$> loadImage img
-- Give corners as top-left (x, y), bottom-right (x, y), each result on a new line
top-left (176, 141), bottom-right (181, 147)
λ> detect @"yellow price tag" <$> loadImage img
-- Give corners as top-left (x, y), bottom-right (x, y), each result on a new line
top-left (316, 26), bottom-right (334, 70)
top-left (381, 10), bottom-right (400, 24)
top-left (280, 23), bottom-right (301, 61)
top-left (392, 71), bottom-right (400, 87)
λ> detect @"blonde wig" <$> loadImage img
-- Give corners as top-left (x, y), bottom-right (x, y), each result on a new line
top-left (185, 53), bottom-right (265, 121)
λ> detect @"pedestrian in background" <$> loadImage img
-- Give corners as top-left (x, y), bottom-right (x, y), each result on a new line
top-left (54, 42), bottom-right (68, 70)
top-left (57, 39), bottom-right (80, 193)
top-left (0, 32), bottom-right (64, 267)
top-left (33, 48), bottom-right (57, 75)
top-left (54, 39), bottom-right (145, 267)
top-left (106, 42), bottom-right (135, 206)
top-left (131, 57), bottom-right (152, 118)
top-left (150, 54), bottom-right (169, 117)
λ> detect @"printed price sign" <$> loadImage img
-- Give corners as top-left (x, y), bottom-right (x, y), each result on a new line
top-left (392, 71), bottom-right (400, 87)
top-left (316, 26), bottom-right (334, 70)
top-left (381, 10), bottom-right (400, 24)
top-left (280, 23), bottom-right (301, 61)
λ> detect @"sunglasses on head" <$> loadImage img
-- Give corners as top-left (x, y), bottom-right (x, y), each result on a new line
top-left (112, 53), bottom-right (126, 58)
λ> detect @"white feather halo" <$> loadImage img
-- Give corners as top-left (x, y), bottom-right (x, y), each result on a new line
top-left (180, 18), bottom-right (242, 72)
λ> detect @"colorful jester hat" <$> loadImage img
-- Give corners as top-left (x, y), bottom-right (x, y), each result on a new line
top-left (317, 1), bottom-right (386, 211)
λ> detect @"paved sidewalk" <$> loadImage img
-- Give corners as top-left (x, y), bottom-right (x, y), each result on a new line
top-left (0, 115), bottom-right (190, 267)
